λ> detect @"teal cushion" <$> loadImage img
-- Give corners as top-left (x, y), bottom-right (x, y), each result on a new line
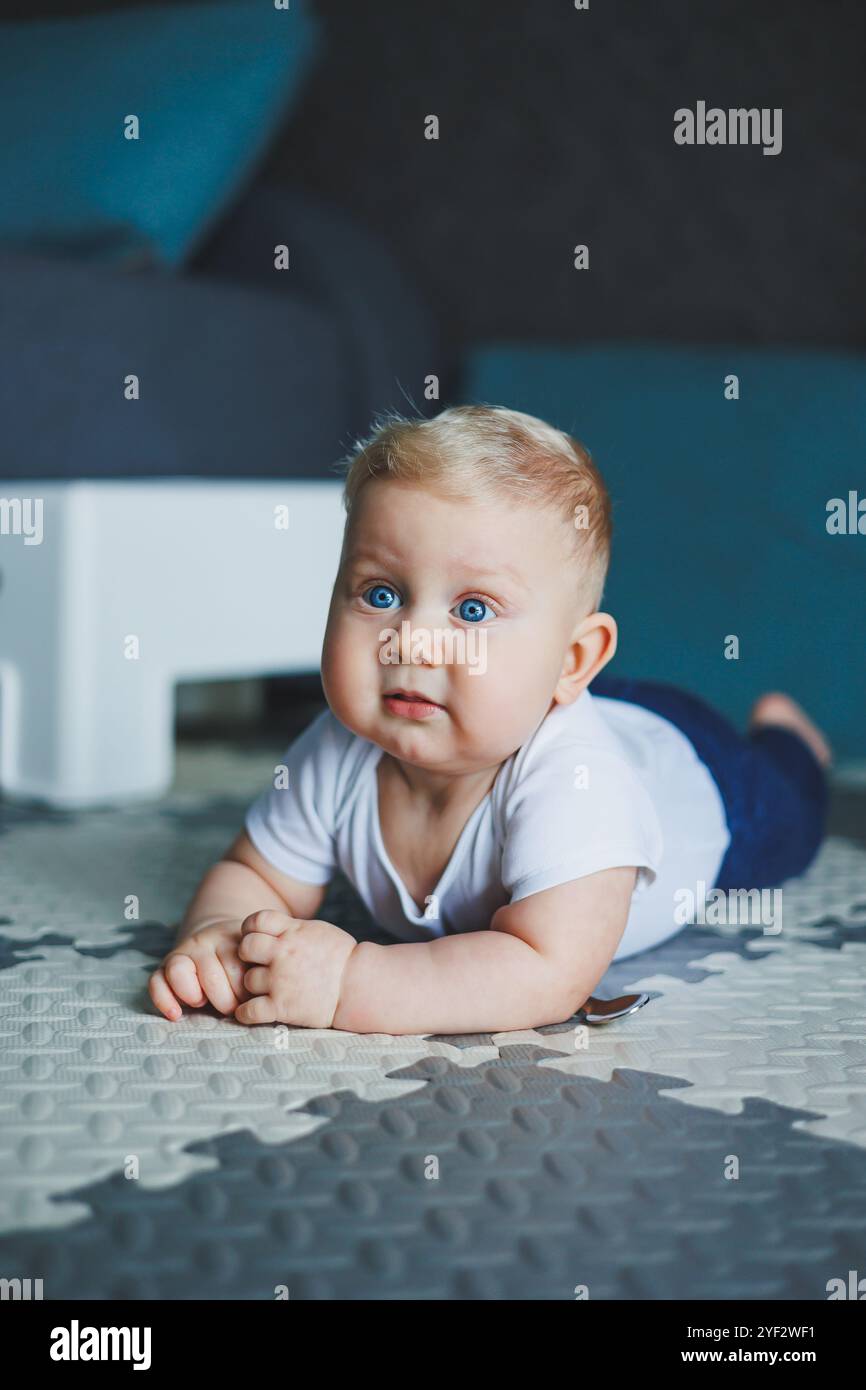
top-left (0, 0), bottom-right (319, 268)
top-left (460, 344), bottom-right (866, 756)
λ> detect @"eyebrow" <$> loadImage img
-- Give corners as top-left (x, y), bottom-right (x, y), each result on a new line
top-left (345, 549), bottom-right (531, 595)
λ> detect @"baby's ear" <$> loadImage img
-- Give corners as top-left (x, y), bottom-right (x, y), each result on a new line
top-left (579, 611), bottom-right (618, 681)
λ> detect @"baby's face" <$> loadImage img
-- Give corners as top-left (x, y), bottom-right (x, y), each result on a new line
top-left (321, 479), bottom-right (586, 776)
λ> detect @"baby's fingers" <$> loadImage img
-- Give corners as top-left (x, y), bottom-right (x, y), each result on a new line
top-left (241, 909), bottom-right (295, 938)
top-left (190, 953), bottom-right (242, 1016)
top-left (242, 965), bottom-right (271, 996)
top-left (148, 967), bottom-right (183, 1022)
top-left (164, 952), bottom-right (207, 1008)
top-left (216, 943), bottom-right (253, 1004)
top-left (235, 995), bottom-right (277, 1026)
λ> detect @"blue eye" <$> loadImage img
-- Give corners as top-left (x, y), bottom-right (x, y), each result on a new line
top-left (360, 586), bottom-right (494, 621)
top-left (363, 584), bottom-right (401, 610)
top-left (455, 597), bottom-right (494, 623)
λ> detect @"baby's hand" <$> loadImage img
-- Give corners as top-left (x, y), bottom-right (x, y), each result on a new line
top-left (148, 920), bottom-right (252, 1021)
top-left (234, 910), bottom-right (357, 1029)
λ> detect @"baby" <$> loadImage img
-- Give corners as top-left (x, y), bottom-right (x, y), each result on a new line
top-left (149, 405), bottom-right (831, 1035)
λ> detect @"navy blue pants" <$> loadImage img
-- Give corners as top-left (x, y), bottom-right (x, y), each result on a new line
top-left (590, 676), bottom-right (828, 890)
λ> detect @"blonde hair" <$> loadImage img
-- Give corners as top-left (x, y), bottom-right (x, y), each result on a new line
top-left (334, 404), bottom-right (612, 612)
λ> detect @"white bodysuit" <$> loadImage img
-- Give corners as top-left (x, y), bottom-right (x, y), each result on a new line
top-left (245, 690), bottom-right (731, 961)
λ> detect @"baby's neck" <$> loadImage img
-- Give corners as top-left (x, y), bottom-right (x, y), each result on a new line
top-left (379, 752), bottom-right (501, 819)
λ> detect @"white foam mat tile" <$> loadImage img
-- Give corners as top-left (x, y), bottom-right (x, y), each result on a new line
top-left (495, 931), bottom-right (866, 1148)
top-left (0, 943), bottom-right (497, 1235)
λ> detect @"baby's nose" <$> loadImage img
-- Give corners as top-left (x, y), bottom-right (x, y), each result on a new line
top-left (396, 609), bottom-right (448, 667)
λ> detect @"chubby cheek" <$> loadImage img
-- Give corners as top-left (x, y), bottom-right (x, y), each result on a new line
top-left (453, 645), bottom-right (543, 738)
top-left (321, 617), bottom-right (379, 724)
top-left (320, 615), bottom-right (347, 706)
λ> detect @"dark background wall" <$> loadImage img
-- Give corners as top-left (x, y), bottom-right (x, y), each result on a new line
top-left (7, 0), bottom-right (865, 366)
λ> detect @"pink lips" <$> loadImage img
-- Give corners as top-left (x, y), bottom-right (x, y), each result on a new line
top-left (382, 689), bottom-right (444, 720)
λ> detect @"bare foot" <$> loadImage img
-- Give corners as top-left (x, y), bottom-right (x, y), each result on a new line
top-left (749, 692), bottom-right (833, 768)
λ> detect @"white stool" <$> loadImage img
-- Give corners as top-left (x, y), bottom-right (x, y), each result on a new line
top-left (0, 479), bottom-right (344, 807)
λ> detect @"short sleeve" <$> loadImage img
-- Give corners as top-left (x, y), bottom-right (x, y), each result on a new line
top-left (501, 745), bottom-right (664, 904)
top-left (244, 709), bottom-right (341, 885)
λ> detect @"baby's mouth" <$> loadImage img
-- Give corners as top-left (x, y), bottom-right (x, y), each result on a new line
top-left (382, 689), bottom-right (445, 719)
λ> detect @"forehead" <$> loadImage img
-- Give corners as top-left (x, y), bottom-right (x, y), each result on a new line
top-left (347, 543), bottom-right (535, 595)
top-left (344, 479), bottom-right (567, 582)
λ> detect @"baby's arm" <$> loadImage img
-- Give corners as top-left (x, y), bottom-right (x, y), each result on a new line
top-left (332, 866), bottom-right (637, 1034)
top-left (176, 830), bottom-right (328, 941)
top-left (148, 830), bottom-right (329, 1019)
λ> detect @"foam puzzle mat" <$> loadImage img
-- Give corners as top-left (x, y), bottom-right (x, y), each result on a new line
top-left (1, 733), bottom-right (865, 1301)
